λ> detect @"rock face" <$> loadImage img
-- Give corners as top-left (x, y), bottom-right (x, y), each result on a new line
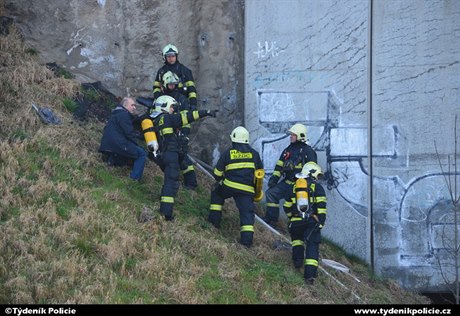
top-left (3, 0), bottom-right (244, 164)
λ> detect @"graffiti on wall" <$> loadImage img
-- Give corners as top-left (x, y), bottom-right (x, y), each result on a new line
top-left (258, 90), bottom-right (460, 269)
top-left (253, 41), bottom-right (286, 59)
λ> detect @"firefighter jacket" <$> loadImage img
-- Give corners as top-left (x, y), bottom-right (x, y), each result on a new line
top-left (286, 178), bottom-right (327, 227)
top-left (99, 106), bottom-right (140, 159)
top-left (153, 62), bottom-right (197, 107)
top-left (270, 141), bottom-right (317, 183)
top-left (161, 89), bottom-right (195, 134)
top-left (163, 89), bottom-right (196, 112)
top-left (154, 109), bottom-right (209, 154)
top-left (213, 142), bottom-right (264, 196)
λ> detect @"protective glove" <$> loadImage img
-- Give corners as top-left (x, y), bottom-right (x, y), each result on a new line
top-left (268, 177), bottom-right (278, 188)
top-left (314, 223), bottom-right (324, 232)
top-left (206, 109), bottom-right (218, 117)
top-left (283, 160), bottom-right (295, 172)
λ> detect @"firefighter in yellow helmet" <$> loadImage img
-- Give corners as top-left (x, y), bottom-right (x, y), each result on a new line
top-left (207, 126), bottom-right (264, 247)
top-left (153, 44), bottom-right (198, 109)
top-left (285, 161), bottom-right (326, 285)
top-left (263, 123), bottom-right (317, 227)
top-left (159, 71), bottom-right (198, 189)
top-left (149, 95), bottom-right (217, 221)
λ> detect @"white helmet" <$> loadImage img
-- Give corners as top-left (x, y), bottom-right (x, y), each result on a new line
top-left (154, 95), bottom-right (178, 113)
top-left (230, 126), bottom-right (250, 144)
top-left (296, 161), bottom-right (323, 180)
top-left (162, 71), bottom-right (180, 89)
top-left (288, 123), bottom-right (308, 142)
top-left (162, 44), bottom-right (179, 62)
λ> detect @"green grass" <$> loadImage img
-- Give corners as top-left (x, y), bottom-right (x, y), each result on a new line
top-left (63, 97), bottom-right (79, 112)
top-left (81, 86), bottom-right (100, 101)
top-left (10, 129), bottom-right (28, 141)
top-left (0, 133), bottom-right (431, 303)
top-left (56, 68), bottom-right (75, 79)
top-left (25, 47), bottom-right (38, 56)
top-left (0, 121), bottom-right (430, 304)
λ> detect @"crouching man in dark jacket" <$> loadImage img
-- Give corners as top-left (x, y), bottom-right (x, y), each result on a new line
top-left (99, 97), bottom-right (147, 181)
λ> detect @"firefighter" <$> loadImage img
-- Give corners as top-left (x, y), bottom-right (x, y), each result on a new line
top-left (159, 71), bottom-right (197, 189)
top-left (151, 95), bottom-right (217, 221)
top-left (285, 161), bottom-right (327, 285)
top-left (153, 44), bottom-right (198, 109)
top-left (207, 126), bottom-right (264, 247)
top-left (263, 123), bottom-right (317, 228)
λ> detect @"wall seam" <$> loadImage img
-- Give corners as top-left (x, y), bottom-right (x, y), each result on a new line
top-left (368, 0), bottom-right (375, 271)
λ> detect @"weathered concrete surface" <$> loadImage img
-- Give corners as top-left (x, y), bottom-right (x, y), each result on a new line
top-left (245, 0), bottom-right (460, 291)
top-left (3, 0), bottom-right (245, 163)
top-left (372, 0), bottom-right (460, 292)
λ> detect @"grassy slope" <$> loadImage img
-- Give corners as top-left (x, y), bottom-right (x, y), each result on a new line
top-left (0, 28), bottom-right (430, 304)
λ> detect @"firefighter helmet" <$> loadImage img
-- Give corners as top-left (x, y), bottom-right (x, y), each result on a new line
top-left (288, 123), bottom-right (308, 142)
top-left (162, 44), bottom-right (179, 62)
top-left (230, 126), bottom-right (250, 144)
top-left (154, 95), bottom-right (178, 113)
top-left (296, 161), bottom-right (323, 180)
top-left (162, 71), bottom-right (180, 89)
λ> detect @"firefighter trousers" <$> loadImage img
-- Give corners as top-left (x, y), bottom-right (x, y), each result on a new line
top-left (159, 151), bottom-right (181, 218)
top-left (265, 181), bottom-right (293, 223)
top-left (180, 154), bottom-right (197, 188)
top-left (289, 219), bottom-right (321, 280)
top-left (208, 185), bottom-right (255, 247)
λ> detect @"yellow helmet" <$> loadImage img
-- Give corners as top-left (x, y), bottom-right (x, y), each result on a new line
top-left (288, 123), bottom-right (308, 142)
top-left (162, 44), bottom-right (179, 61)
top-left (296, 161), bottom-right (323, 180)
top-left (162, 71), bottom-right (180, 89)
top-left (230, 126), bottom-right (250, 144)
top-left (154, 95), bottom-right (178, 113)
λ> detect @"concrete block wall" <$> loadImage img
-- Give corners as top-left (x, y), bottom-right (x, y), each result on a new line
top-left (245, 0), bottom-right (460, 291)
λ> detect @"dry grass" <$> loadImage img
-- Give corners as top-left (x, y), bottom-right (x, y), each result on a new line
top-left (0, 27), bottom-right (80, 139)
top-left (0, 25), bottom-right (431, 304)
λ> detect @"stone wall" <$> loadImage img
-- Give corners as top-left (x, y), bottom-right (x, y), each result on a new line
top-left (4, 0), bottom-right (245, 163)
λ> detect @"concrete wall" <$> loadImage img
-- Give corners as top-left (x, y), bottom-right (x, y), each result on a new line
top-left (245, 0), bottom-right (460, 291)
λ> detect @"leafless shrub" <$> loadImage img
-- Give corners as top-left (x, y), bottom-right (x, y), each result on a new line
top-left (434, 114), bottom-right (460, 304)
